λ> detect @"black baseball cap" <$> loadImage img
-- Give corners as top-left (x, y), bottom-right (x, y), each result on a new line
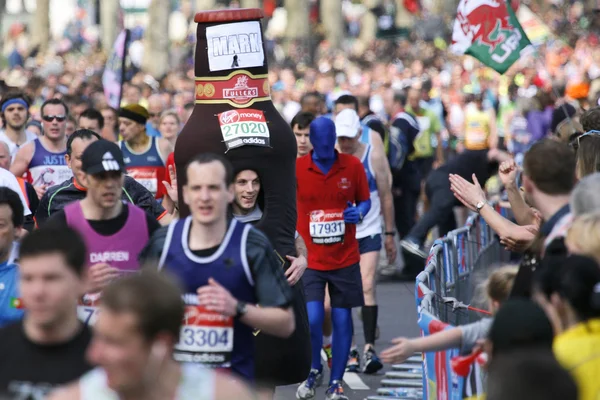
top-left (81, 140), bottom-right (127, 175)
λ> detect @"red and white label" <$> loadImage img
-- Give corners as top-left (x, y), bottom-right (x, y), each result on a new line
top-left (127, 167), bottom-right (158, 195)
top-left (309, 209), bottom-right (345, 245)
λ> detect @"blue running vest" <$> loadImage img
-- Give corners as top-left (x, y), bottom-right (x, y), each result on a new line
top-left (159, 218), bottom-right (257, 381)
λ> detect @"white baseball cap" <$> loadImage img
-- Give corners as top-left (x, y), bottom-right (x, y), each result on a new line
top-left (335, 108), bottom-right (361, 138)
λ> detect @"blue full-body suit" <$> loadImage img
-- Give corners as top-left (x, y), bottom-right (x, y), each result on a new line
top-left (307, 118), bottom-right (371, 384)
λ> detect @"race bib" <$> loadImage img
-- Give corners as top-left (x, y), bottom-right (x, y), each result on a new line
top-left (77, 293), bottom-right (101, 326)
top-left (309, 209), bottom-right (345, 245)
top-left (127, 168), bottom-right (158, 195)
top-left (174, 305), bottom-right (234, 368)
top-left (218, 109), bottom-right (270, 151)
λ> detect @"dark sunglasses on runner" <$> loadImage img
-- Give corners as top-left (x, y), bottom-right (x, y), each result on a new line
top-left (42, 114), bottom-right (66, 122)
top-left (570, 130), bottom-right (600, 152)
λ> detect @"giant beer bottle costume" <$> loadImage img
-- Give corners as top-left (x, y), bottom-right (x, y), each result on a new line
top-left (175, 9), bottom-right (310, 385)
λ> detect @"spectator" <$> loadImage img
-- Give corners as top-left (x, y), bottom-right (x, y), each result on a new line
top-left (533, 255), bottom-right (600, 400)
top-left (570, 173), bottom-right (600, 217)
top-left (381, 265), bottom-right (518, 363)
top-left (566, 212), bottom-right (600, 263)
top-left (486, 349), bottom-right (578, 400)
top-left (521, 139), bottom-right (576, 251)
top-left (484, 299), bottom-right (555, 362)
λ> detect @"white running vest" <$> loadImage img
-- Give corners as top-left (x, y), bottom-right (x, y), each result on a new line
top-left (356, 144), bottom-right (382, 239)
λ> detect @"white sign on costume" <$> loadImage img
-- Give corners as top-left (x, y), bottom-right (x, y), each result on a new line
top-left (206, 21), bottom-right (265, 72)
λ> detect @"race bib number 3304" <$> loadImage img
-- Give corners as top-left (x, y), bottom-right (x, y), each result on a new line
top-left (218, 109), bottom-right (270, 151)
top-left (309, 209), bottom-right (345, 245)
top-left (174, 305), bottom-right (234, 368)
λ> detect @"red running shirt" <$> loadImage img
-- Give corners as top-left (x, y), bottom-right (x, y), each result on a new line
top-left (296, 152), bottom-right (370, 271)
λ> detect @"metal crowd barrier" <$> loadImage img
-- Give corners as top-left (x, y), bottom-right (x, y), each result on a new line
top-left (413, 205), bottom-right (510, 400)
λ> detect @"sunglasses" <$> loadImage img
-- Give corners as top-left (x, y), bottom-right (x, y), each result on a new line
top-left (42, 115), bottom-right (66, 122)
top-left (570, 130), bottom-right (600, 151)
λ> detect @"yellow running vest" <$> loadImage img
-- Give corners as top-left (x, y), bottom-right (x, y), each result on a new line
top-left (464, 108), bottom-right (491, 150)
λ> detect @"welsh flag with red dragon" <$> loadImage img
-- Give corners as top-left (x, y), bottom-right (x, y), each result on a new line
top-left (451, 0), bottom-right (532, 74)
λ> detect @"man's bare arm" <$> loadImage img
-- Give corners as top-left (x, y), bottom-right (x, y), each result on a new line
top-left (10, 141), bottom-right (34, 177)
top-left (295, 234), bottom-right (307, 258)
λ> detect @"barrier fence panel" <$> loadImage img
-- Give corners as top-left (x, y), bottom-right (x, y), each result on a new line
top-left (412, 208), bottom-right (510, 400)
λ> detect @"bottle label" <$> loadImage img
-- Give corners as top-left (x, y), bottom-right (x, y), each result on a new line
top-left (206, 21), bottom-right (265, 72)
top-left (195, 70), bottom-right (271, 108)
top-left (218, 109), bottom-right (271, 151)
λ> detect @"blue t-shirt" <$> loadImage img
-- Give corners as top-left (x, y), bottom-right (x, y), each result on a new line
top-left (0, 261), bottom-right (23, 327)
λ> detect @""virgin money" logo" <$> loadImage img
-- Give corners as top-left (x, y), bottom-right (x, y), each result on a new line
top-left (310, 210), bottom-right (343, 222)
top-left (219, 110), bottom-right (240, 125)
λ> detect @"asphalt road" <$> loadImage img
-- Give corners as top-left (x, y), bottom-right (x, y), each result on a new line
top-left (274, 276), bottom-right (422, 400)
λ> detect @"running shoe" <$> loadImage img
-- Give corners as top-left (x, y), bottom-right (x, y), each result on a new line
top-left (345, 348), bottom-right (360, 373)
top-left (325, 380), bottom-right (349, 400)
top-left (363, 346), bottom-right (383, 374)
top-left (400, 239), bottom-right (428, 259)
top-left (296, 368), bottom-right (323, 400)
top-left (322, 344), bottom-right (333, 369)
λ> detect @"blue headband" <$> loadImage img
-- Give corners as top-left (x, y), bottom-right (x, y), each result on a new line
top-left (1, 98), bottom-right (28, 113)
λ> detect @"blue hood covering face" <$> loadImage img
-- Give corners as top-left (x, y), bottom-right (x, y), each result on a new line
top-left (309, 117), bottom-right (337, 162)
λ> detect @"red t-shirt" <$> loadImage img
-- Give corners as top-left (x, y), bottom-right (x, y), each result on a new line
top-left (296, 152), bottom-right (370, 271)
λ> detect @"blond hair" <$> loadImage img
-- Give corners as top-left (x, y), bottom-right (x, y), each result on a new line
top-left (159, 109), bottom-right (180, 125)
top-left (474, 265), bottom-right (519, 306)
top-left (566, 212), bottom-right (600, 263)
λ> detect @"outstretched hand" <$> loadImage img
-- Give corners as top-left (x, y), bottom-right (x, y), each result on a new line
top-left (449, 174), bottom-right (486, 212)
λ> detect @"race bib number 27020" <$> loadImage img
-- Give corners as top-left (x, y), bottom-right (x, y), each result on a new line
top-left (309, 209), bottom-right (345, 245)
top-left (218, 109), bottom-right (271, 152)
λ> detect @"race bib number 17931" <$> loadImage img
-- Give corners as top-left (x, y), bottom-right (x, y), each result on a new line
top-left (309, 209), bottom-right (345, 245)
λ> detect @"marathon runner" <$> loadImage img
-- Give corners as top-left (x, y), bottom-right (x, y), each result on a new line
top-left (0, 92), bottom-right (37, 160)
top-left (383, 89), bottom-right (421, 253)
top-left (0, 141), bottom-right (37, 221)
top-left (462, 93), bottom-right (498, 151)
top-left (0, 166), bottom-right (32, 221)
top-left (405, 86), bottom-right (443, 178)
top-left (11, 98), bottom-right (72, 199)
top-left (0, 188), bottom-right (25, 327)
top-left (140, 153), bottom-right (295, 382)
top-left (77, 108), bottom-right (104, 134)
top-left (334, 95), bottom-right (387, 156)
top-left (0, 226), bottom-right (92, 399)
top-left (118, 104), bottom-right (173, 199)
top-left (335, 109), bottom-right (396, 374)
top-left (231, 169), bottom-right (308, 286)
top-left (49, 272), bottom-right (256, 400)
top-left (45, 140), bottom-right (161, 325)
top-left (357, 96), bottom-right (387, 143)
top-left (296, 117), bottom-right (370, 400)
top-left (36, 129), bottom-right (167, 226)
top-left (293, 112), bottom-right (316, 158)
